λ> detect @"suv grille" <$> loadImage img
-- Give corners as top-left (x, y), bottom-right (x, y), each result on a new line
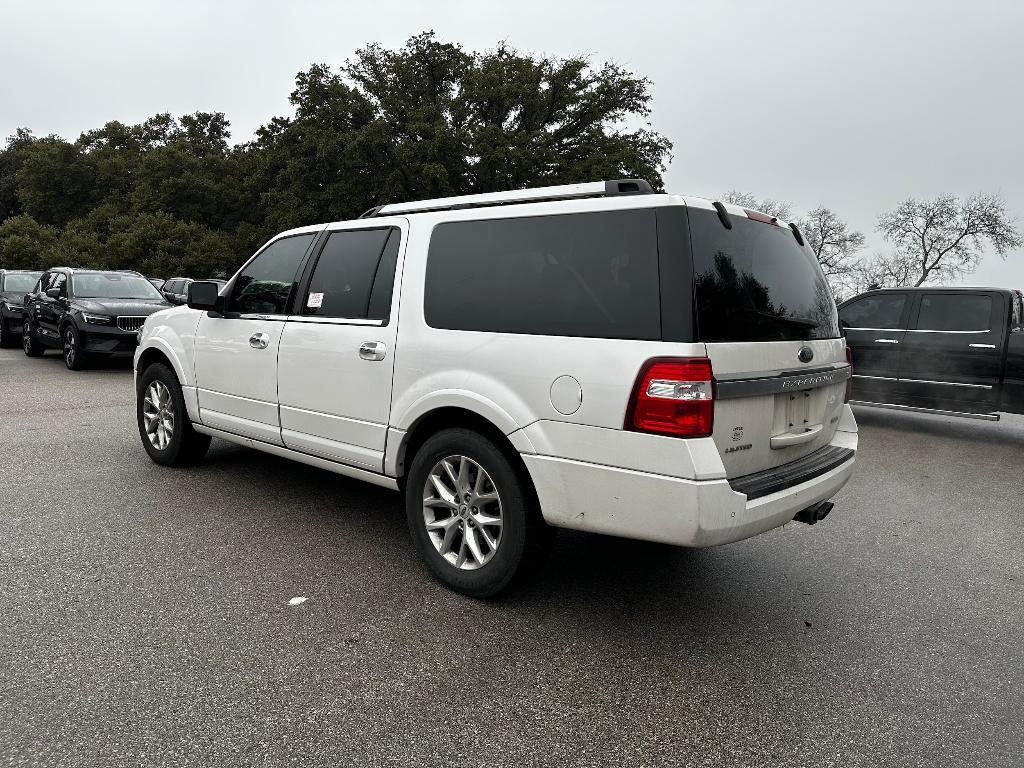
top-left (117, 316), bottom-right (146, 332)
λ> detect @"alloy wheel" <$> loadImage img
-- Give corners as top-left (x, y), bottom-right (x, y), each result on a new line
top-left (22, 324), bottom-right (32, 354)
top-left (142, 380), bottom-right (175, 450)
top-left (63, 328), bottom-right (76, 367)
top-left (422, 455), bottom-right (504, 570)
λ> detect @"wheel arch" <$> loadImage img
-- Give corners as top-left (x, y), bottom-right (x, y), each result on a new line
top-left (135, 341), bottom-right (200, 423)
top-left (390, 406), bottom-right (539, 504)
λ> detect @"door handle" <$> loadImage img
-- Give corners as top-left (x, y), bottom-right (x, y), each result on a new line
top-left (359, 341), bottom-right (387, 361)
top-left (968, 343), bottom-right (996, 349)
top-left (249, 332), bottom-right (270, 349)
top-left (874, 338), bottom-right (899, 344)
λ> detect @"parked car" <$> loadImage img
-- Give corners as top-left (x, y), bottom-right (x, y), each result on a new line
top-left (133, 180), bottom-right (858, 596)
top-left (23, 268), bottom-right (172, 369)
top-left (148, 277), bottom-right (166, 291)
top-left (0, 269), bottom-right (42, 348)
top-left (162, 277), bottom-right (226, 305)
top-left (840, 287), bottom-right (1024, 420)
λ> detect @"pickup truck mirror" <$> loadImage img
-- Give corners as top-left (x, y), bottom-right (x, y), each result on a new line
top-left (187, 281), bottom-right (222, 313)
top-left (45, 287), bottom-right (61, 299)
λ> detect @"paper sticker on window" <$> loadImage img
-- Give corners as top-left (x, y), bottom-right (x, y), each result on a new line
top-left (307, 292), bottom-right (324, 309)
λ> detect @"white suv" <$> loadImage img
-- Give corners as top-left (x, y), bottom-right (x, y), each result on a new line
top-left (134, 180), bottom-right (858, 596)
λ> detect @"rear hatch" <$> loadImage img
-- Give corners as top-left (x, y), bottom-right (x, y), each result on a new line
top-left (687, 204), bottom-right (848, 478)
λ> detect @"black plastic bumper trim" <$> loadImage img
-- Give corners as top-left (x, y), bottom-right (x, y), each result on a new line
top-left (729, 445), bottom-right (855, 501)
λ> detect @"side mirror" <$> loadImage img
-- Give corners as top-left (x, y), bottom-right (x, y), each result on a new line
top-left (46, 287), bottom-right (62, 299)
top-left (187, 281), bottom-right (221, 313)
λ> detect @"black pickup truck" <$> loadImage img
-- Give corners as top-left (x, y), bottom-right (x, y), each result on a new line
top-left (839, 287), bottom-right (1024, 421)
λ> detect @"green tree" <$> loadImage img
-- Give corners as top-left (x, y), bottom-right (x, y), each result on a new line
top-left (0, 128), bottom-right (38, 224)
top-left (0, 215), bottom-right (59, 269)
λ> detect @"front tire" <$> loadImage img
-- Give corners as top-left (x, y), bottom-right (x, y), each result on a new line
top-left (137, 362), bottom-right (211, 467)
top-left (62, 324), bottom-right (88, 370)
top-left (22, 319), bottom-right (44, 357)
top-left (405, 428), bottom-right (548, 597)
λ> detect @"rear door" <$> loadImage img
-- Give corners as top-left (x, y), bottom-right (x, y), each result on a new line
top-left (838, 291), bottom-right (910, 403)
top-left (1003, 292), bottom-right (1024, 415)
top-left (686, 205), bottom-right (850, 478)
top-left (899, 291), bottom-right (1006, 413)
top-left (277, 223), bottom-right (405, 472)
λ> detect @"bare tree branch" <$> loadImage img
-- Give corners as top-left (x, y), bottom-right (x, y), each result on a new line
top-left (720, 190), bottom-right (793, 221)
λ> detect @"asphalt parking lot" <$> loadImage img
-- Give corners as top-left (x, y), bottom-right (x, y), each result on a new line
top-left (1, 347), bottom-right (1021, 768)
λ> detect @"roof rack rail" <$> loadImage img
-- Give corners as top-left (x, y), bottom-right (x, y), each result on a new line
top-left (363, 179), bottom-right (655, 218)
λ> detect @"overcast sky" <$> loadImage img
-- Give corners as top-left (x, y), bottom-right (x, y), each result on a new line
top-left (2, 0), bottom-right (1022, 287)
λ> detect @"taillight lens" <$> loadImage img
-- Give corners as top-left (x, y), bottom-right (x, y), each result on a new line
top-left (845, 346), bottom-right (853, 403)
top-left (626, 357), bottom-right (714, 438)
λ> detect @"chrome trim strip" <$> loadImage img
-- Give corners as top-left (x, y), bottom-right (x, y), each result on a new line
top-left (716, 365), bottom-right (850, 399)
top-left (852, 374), bottom-right (992, 390)
top-left (850, 401), bottom-right (1000, 422)
top-left (285, 315), bottom-right (384, 327)
top-left (899, 378), bottom-right (992, 390)
top-left (905, 329), bottom-right (991, 334)
top-left (237, 313), bottom-right (289, 321)
top-left (968, 343), bottom-right (997, 349)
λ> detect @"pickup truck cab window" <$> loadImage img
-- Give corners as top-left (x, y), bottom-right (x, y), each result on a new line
top-left (838, 293), bottom-right (907, 330)
top-left (915, 293), bottom-right (992, 332)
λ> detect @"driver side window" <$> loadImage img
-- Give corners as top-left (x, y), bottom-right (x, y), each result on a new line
top-left (227, 234), bottom-right (316, 316)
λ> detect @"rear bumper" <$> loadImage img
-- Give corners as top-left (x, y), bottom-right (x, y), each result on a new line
top-left (522, 422), bottom-right (857, 548)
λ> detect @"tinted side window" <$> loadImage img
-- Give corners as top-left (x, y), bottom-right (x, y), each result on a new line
top-left (425, 210), bottom-right (661, 340)
top-left (367, 230), bottom-right (401, 320)
top-left (916, 294), bottom-right (993, 332)
top-left (303, 229), bottom-right (393, 319)
top-left (51, 273), bottom-right (67, 297)
top-left (228, 234), bottom-right (315, 315)
top-left (839, 294), bottom-right (907, 330)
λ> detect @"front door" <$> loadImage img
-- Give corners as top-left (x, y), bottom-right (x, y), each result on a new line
top-left (277, 223), bottom-right (405, 473)
top-left (898, 291), bottom-right (1006, 413)
top-left (194, 231), bottom-right (319, 444)
top-left (839, 291), bottom-right (910, 404)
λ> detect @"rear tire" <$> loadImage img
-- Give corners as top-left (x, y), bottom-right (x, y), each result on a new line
top-left (137, 363), bottom-right (211, 467)
top-left (405, 428), bottom-right (549, 598)
top-left (22, 320), bottom-right (44, 357)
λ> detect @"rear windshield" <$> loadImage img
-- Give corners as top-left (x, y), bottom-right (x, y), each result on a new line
top-left (688, 208), bottom-right (839, 342)
top-left (2, 274), bottom-right (39, 293)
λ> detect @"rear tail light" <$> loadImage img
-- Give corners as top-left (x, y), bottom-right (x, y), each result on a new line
top-left (626, 357), bottom-right (714, 438)
top-left (845, 346), bottom-right (853, 403)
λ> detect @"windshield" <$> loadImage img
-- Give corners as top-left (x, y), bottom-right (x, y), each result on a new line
top-left (2, 274), bottom-right (40, 293)
top-left (72, 274), bottom-right (164, 300)
top-left (688, 208), bottom-right (839, 342)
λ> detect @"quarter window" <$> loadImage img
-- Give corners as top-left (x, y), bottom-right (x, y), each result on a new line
top-left (916, 294), bottom-right (992, 332)
top-left (227, 234), bottom-right (315, 316)
top-left (424, 210), bottom-right (661, 340)
top-left (839, 294), bottom-right (907, 330)
top-left (303, 229), bottom-right (396, 319)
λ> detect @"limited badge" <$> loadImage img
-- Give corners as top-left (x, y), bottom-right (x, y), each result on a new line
top-left (307, 292), bottom-right (324, 309)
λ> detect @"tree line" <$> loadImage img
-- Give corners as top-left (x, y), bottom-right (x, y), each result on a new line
top-left (0, 31), bottom-right (1018, 298)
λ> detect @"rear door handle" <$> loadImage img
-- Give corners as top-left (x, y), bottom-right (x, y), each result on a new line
top-left (874, 338), bottom-right (899, 344)
top-left (359, 341), bottom-right (387, 361)
top-left (249, 332), bottom-right (270, 349)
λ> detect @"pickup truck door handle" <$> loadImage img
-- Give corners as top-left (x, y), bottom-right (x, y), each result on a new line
top-left (968, 343), bottom-right (996, 349)
top-left (359, 341), bottom-right (387, 361)
top-left (874, 338), bottom-right (899, 344)
top-left (249, 332), bottom-right (270, 349)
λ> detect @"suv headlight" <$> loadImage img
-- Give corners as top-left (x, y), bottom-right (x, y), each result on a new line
top-left (81, 313), bottom-right (114, 325)
top-left (3, 302), bottom-right (22, 312)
